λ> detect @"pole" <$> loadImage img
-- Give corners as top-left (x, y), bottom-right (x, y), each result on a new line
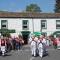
top-left (32, 18), bottom-right (34, 33)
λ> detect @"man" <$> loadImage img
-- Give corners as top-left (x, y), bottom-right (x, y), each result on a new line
top-left (29, 36), bottom-right (37, 57)
top-left (38, 35), bottom-right (43, 58)
top-left (42, 35), bottom-right (47, 52)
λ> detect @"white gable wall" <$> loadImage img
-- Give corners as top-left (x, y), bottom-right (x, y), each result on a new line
top-left (47, 19), bottom-right (60, 36)
top-left (33, 19), bottom-right (41, 32)
top-left (0, 18), bottom-right (60, 36)
top-left (47, 19), bottom-right (56, 36)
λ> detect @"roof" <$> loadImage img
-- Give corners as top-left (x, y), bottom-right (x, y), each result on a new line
top-left (0, 11), bottom-right (60, 18)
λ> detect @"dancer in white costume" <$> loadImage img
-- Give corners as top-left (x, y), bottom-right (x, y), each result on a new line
top-left (38, 36), bottom-right (43, 58)
top-left (42, 35), bottom-right (47, 52)
top-left (29, 36), bottom-right (37, 57)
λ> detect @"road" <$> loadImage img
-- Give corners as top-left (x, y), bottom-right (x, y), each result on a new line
top-left (0, 45), bottom-right (60, 60)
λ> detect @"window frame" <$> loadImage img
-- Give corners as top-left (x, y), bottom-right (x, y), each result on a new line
top-left (22, 20), bottom-right (29, 30)
top-left (41, 20), bottom-right (47, 29)
top-left (56, 20), bottom-right (60, 29)
top-left (1, 20), bottom-right (8, 29)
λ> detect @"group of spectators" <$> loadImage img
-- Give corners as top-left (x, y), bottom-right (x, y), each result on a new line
top-left (49, 35), bottom-right (60, 49)
top-left (0, 33), bottom-right (60, 57)
top-left (0, 35), bottom-right (24, 52)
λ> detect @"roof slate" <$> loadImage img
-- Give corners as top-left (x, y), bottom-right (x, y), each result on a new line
top-left (0, 12), bottom-right (60, 18)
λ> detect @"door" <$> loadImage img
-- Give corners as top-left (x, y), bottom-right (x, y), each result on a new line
top-left (21, 31), bottom-right (30, 44)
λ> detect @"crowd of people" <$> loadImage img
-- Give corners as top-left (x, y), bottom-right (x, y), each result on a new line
top-left (28, 34), bottom-right (60, 58)
top-left (0, 33), bottom-right (60, 57)
top-left (0, 35), bottom-right (24, 56)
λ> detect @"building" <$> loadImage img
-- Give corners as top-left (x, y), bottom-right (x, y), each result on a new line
top-left (0, 12), bottom-right (60, 44)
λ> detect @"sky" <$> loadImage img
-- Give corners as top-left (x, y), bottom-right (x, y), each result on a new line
top-left (0, 0), bottom-right (55, 13)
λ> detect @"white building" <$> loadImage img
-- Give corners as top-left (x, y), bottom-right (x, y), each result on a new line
top-left (0, 12), bottom-right (60, 44)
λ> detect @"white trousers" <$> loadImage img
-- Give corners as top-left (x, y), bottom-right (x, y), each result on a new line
top-left (31, 45), bottom-right (36, 56)
top-left (1, 46), bottom-right (5, 52)
top-left (38, 43), bottom-right (43, 57)
top-left (30, 41), bottom-right (37, 56)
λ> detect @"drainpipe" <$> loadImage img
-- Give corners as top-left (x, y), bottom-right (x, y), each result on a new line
top-left (32, 18), bottom-right (34, 33)
top-left (40, 20), bottom-right (42, 33)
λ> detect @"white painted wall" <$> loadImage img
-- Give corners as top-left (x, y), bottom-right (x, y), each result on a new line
top-left (33, 19), bottom-right (41, 32)
top-left (0, 18), bottom-right (60, 36)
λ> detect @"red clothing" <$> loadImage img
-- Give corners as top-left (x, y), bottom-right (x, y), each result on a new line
top-left (1, 40), bottom-right (5, 46)
top-left (56, 38), bottom-right (60, 46)
top-left (53, 39), bottom-right (57, 45)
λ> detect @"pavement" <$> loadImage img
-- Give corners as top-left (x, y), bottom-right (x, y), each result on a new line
top-left (0, 45), bottom-right (60, 60)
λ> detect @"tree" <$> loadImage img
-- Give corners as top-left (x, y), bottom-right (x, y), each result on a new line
top-left (26, 4), bottom-right (41, 12)
top-left (54, 0), bottom-right (60, 13)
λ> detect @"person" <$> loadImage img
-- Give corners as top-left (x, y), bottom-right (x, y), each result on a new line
top-left (34, 36), bottom-right (38, 56)
top-left (5, 37), bottom-right (11, 52)
top-left (0, 37), bottom-right (6, 56)
top-left (12, 37), bottom-right (16, 50)
top-left (19, 36), bottom-right (24, 49)
top-left (46, 37), bottom-right (50, 47)
top-left (15, 37), bottom-right (20, 51)
top-left (48, 36), bottom-right (52, 46)
top-left (0, 37), bottom-right (1, 54)
top-left (38, 35), bottom-right (48, 58)
top-left (56, 36), bottom-right (60, 49)
top-left (29, 36), bottom-right (37, 57)
top-left (38, 35), bottom-right (44, 58)
top-left (53, 38), bottom-right (57, 49)
top-left (8, 37), bottom-right (13, 51)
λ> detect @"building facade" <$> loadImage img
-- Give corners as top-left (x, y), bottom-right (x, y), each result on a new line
top-left (0, 12), bottom-right (60, 43)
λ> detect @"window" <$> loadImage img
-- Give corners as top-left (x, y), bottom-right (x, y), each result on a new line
top-left (22, 20), bottom-right (29, 30)
top-left (56, 20), bottom-right (60, 29)
top-left (41, 20), bottom-right (47, 29)
top-left (1, 20), bottom-right (8, 29)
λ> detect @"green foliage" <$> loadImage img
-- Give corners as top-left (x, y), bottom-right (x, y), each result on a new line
top-left (0, 29), bottom-right (15, 37)
top-left (0, 29), bottom-right (15, 33)
top-left (54, 0), bottom-right (60, 13)
top-left (26, 4), bottom-right (41, 12)
top-left (52, 31), bottom-right (60, 37)
top-left (2, 32), bottom-right (10, 37)
top-left (21, 31), bottom-right (30, 35)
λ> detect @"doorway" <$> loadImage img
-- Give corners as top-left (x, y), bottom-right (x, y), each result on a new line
top-left (21, 31), bottom-right (30, 44)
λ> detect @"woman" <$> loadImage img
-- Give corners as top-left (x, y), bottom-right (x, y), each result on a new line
top-left (1, 37), bottom-right (6, 56)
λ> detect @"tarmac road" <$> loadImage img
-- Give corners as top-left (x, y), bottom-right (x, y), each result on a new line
top-left (0, 45), bottom-right (60, 60)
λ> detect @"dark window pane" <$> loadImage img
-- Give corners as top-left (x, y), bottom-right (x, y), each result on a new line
top-left (23, 20), bottom-right (28, 25)
top-left (42, 25), bottom-right (45, 27)
top-left (41, 20), bottom-right (47, 29)
top-left (56, 20), bottom-right (60, 29)
top-left (56, 25), bottom-right (60, 27)
top-left (22, 20), bottom-right (29, 30)
top-left (23, 26), bottom-right (27, 28)
top-left (1, 20), bottom-right (8, 29)
top-left (2, 25), bottom-right (6, 27)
